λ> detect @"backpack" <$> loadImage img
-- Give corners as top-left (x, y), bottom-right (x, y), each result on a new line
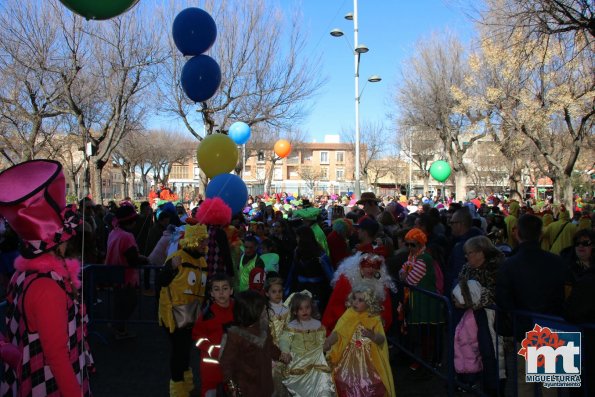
top-left (432, 260), bottom-right (444, 295)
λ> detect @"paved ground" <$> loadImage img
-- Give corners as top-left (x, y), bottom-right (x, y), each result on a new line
top-left (87, 292), bottom-right (458, 397)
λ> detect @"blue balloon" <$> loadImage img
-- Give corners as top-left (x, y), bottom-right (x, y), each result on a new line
top-left (172, 8), bottom-right (217, 56)
top-left (228, 122), bottom-right (251, 145)
top-left (206, 173), bottom-right (248, 215)
top-left (180, 55), bottom-right (221, 103)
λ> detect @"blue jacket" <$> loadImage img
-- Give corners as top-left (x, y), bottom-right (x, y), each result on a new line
top-left (445, 227), bottom-right (484, 295)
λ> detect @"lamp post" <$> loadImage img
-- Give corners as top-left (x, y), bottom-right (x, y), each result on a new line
top-left (331, 1), bottom-right (380, 198)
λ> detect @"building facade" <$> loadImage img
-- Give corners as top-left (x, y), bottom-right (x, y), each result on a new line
top-left (243, 141), bottom-right (357, 196)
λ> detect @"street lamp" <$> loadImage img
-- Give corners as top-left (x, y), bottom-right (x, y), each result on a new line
top-left (330, 0), bottom-right (380, 198)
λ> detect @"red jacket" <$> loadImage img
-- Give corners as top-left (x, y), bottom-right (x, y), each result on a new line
top-left (322, 275), bottom-right (393, 335)
top-left (192, 301), bottom-right (235, 396)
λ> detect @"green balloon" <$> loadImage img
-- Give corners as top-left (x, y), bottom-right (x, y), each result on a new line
top-left (59, 0), bottom-right (139, 20)
top-left (429, 160), bottom-right (452, 182)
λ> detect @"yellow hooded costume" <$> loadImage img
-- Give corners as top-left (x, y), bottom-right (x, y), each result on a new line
top-left (158, 224), bottom-right (209, 333)
top-left (327, 308), bottom-right (395, 397)
top-left (542, 207), bottom-right (577, 255)
top-left (505, 201), bottom-right (520, 248)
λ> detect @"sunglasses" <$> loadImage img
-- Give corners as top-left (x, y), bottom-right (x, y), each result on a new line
top-left (575, 241), bottom-right (592, 248)
top-left (405, 242), bottom-right (418, 248)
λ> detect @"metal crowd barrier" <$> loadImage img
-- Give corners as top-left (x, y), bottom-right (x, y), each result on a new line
top-left (388, 281), bottom-right (594, 397)
top-left (82, 264), bottom-right (162, 331)
top-left (388, 282), bottom-right (456, 396)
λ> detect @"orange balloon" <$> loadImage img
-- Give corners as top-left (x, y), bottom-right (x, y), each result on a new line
top-left (274, 139), bottom-right (291, 158)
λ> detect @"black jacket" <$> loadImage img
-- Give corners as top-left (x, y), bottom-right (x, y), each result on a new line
top-left (496, 241), bottom-right (569, 340)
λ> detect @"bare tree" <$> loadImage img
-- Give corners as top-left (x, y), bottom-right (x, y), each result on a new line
top-left (49, 128), bottom-right (86, 199)
top-left (454, 29), bottom-right (594, 212)
top-left (297, 165), bottom-right (322, 195)
top-left (477, 0), bottom-right (594, 60)
top-left (341, 121), bottom-right (389, 192)
top-left (397, 127), bottom-right (441, 195)
top-left (112, 130), bottom-right (155, 198)
top-left (396, 33), bottom-right (484, 201)
top-left (43, 1), bottom-right (165, 201)
top-left (0, 1), bottom-right (68, 164)
top-left (144, 129), bottom-right (195, 187)
top-left (366, 159), bottom-right (392, 195)
top-left (158, 0), bottom-right (324, 140)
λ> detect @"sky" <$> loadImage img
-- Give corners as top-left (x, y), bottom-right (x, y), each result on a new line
top-left (279, 0), bottom-right (478, 142)
top-left (149, 0), bottom-right (478, 142)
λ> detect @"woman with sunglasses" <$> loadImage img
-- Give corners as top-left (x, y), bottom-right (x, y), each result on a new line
top-left (564, 229), bottom-right (594, 290)
top-left (398, 228), bottom-right (443, 371)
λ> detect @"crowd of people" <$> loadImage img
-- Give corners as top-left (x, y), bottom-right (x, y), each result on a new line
top-left (0, 160), bottom-right (594, 397)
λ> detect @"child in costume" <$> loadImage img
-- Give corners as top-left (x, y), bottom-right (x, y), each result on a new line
top-left (324, 286), bottom-right (395, 397)
top-left (158, 222), bottom-right (209, 397)
top-left (0, 160), bottom-right (94, 397)
top-left (237, 235), bottom-right (265, 292)
top-left (219, 290), bottom-right (291, 397)
top-left (265, 274), bottom-right (290, 396)
top-left (192, 273), bottom-right (235, 397)
top-left (279, 292), bottom-right (335, 397)
top-left (322, 253), bottom-right (395, 336)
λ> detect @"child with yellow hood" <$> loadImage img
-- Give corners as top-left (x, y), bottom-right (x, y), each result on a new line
top-left (158, 222), bottom-right (209, 397)
top-left (324, 285), bottom-right (395, 397)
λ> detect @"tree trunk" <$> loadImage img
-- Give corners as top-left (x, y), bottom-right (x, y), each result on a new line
top-left (423, 174), bottom-right (430, 197)
top-left (90, 160), bottom-right (104, 204)
top-left (141, 174), bottom-right (148, 198)
top-left (508, 167), bottom-right (524, 202)
top-left (264, 160), bottom-right (277, 194)
top-left (122, 170), bottom-right (129, 199)
top-left (560, 174), bottom-right (574, 217)
top-left (454, 170), bottom-right (467, 203)
top-left (553, 177), bottom-right (561, 207)
top-left (129, 169), bottom-right (136, 200)
top-left (199, 169), bottom-right (208, 197)
top-left (68, 175), bottom-right (78, 201)
top-left (83, 164), bottom-right (91, 198)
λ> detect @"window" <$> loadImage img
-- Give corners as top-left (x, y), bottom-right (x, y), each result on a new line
top-left (321, 166), bottom-right (329, 180)
top-left (336, 151), bottom-right (344, 163)
top-left (244, 165), bottom-right (252, 176)
top-left (336, 168), bottom-right (344, 181)
top-left (288, 166), bottom-right (298, 178)
top-left (273, 166), bottom-right (282, 180)
top-left (170, 164), bottom-right (190, 180)
top-left (287, 155), bottom-right (299, 164)
top-left (320, 151), bottom-right (329, 164)
top-left (302, 151), bottom-right (313, 163)
top-left (256, 166), bottom-right (265, 180)
top-left (257, 151), bottom-right (265, 163)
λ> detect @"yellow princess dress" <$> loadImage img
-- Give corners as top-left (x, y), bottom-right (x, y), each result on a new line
top-left (270, 301), bottom-right (290, 397)
top-left (327, 308), bottom-right (395, 397)
top-left (279, 318), bottom-right (336, 397)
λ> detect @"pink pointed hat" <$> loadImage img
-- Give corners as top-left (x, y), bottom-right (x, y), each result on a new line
top-left (0, 160), bottom-right (79, 258)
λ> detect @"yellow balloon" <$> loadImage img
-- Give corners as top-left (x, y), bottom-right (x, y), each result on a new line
top-left (196, 134), bottom-right (239, 178)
